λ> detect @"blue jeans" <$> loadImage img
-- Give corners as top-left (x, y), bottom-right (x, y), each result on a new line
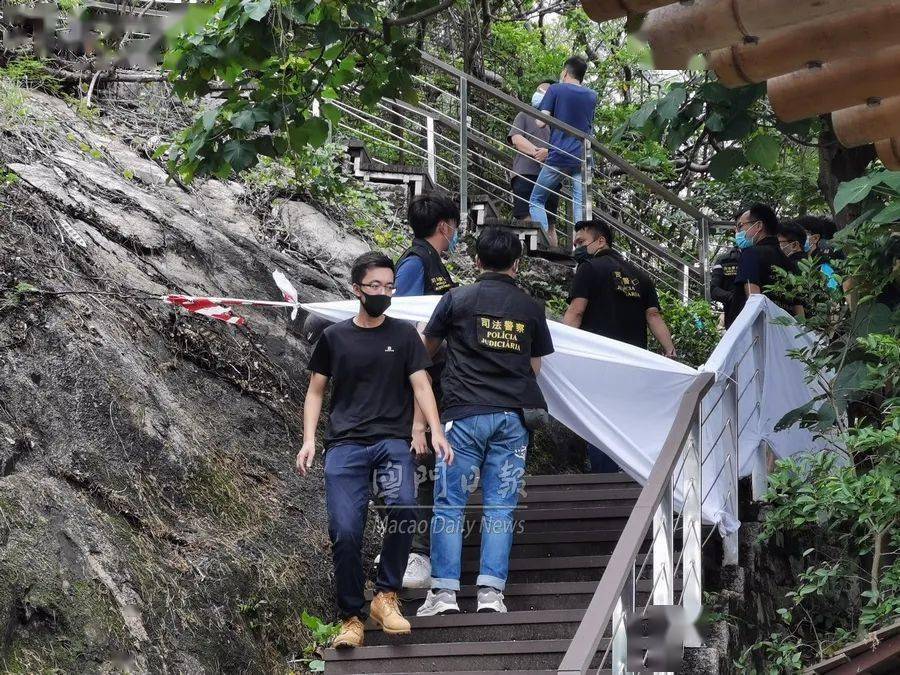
top-left (529, 163), bottom-right (584, 231)
top-left (430, 411), bottom-right (529, 592)
top-left (324, 439), bottom-right (417, 619)
top-left (587, 442), bottom-right (621, 473)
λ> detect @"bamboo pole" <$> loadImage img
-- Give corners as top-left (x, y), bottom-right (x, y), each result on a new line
top-left (833, 97), bottom-right (900, 149)
top-left (581, 0), bottom-right (671, 23)
top-left (641, 0), bottom-right (897, 69)
top-left (707, 5), bottom-right (900, 87)
top-left (876, 138), bottom-right (900, 171)
top-left (768, 46), bottom-right (900, 123)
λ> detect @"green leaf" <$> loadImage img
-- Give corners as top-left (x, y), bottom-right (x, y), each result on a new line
top-left (221, 139), bottom-right (257, 172)
top-left (243, 0), bottom-right (271, 22)
top-left (347, 3), bottom-right (376, 26)
top-left (201, 108), bottom-right (218, 131)
top-left (871, 200), bottom-right (900, 225)
top-left (698, 82), bottom-right (728, 104)
top-left (320, 103), bottom-right (341, 126)
top-left (718, 113), bottom-right (755, 141)
top-left (316, 18), bottom-right (341, 45)
top-left (305, 117), bottom-right (330, 146)
top-left (629, 101), bottom-right (657, 128)
top-left (745, 134), bottom-right (780, 170)
top-left (657, 87), bottom-right (686, 121)
top-left (231, 107), bottom-right (269, 132)
top-left (705, 112), bottom-right (724, 133)
top-left (708, 147), bottom-right (746, 180)
top-left (775, 400), bottom-right (814, 431)
top-left (15, 282), bottom-right (39, 293)
top-left (834, 175), bottom-right (877, 212)
top-left (309, 660), bottom-right (326, 672)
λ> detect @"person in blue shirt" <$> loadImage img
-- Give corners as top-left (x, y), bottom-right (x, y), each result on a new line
top-left (529, 56), bottom-right (598, 249)
top-left (392, 193), bottom-right (459, 589)
top-left (395, 194), bottom-right (459, 297)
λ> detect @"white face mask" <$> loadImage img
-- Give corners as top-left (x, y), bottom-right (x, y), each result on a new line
top-left (531, 91), bottom-right (544, 108)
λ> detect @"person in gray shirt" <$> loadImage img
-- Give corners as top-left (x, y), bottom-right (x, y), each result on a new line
top-left (507, 79), bottom-right (558, 227)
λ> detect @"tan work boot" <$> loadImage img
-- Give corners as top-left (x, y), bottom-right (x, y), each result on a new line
top-left (369, 591), bottom-right (411, 635)
top-left (331, 616), bottom-right (364, 648)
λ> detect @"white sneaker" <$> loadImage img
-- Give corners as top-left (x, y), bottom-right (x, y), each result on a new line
top-left (402, 553), bottom-right (432, 589)
top-left (477, 586), bottom-right (507, 613)
top-left (416, 589), bottom-right (459, 617)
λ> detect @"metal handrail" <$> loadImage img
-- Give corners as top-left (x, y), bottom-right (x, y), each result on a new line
top-left (557, 371), bottom-right (715, 675)
top-left (419, 52), bottom-right (712, 223)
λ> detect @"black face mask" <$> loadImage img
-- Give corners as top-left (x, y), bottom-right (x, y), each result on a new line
top-left (572, 246), bottom-right (592, 264)
top-left (359, 291), bottom-right (391, 317)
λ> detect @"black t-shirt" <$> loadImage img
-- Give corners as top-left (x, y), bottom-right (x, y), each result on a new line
top-left (307, 317), bottom-right (431, 447)
top-left (567, 249), bottom-right (660, 349)
top-left (731, 236), bottom-right (798, 326)
top-left (424, 273), bottom-right (554, 423)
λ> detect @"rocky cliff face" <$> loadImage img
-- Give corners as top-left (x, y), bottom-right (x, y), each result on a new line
top-left (0, 90), bottom-right (366, 672)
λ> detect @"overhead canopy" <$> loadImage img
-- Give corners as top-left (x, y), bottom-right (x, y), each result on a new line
top-left (301, 295), bottom-right (823, 533)
top-left (582, 0), bottom-right (900, 156)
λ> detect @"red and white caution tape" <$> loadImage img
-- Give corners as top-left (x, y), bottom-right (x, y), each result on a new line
top-left (162, 270), bottom-right (302, 326)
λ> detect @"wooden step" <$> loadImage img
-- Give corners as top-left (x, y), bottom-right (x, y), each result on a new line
top-left (323, 638), bottom-right (611, 673)
top-left (363, 609), bottom-right (585, 646)
top-left (470, 486), bottom-right (642, 508)
top-left (520, 473), bottom-right (639, 488)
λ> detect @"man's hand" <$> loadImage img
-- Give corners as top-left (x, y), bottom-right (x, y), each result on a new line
top-left (411, 429), bottom-right (430, 458)
top-left (533, 147), bottom-right (549, 163)
top-left (295, 442), bottom-right (316, 476)
top-left (431, 430), bottom-right (454, 466)
top-left (664, 347), bottom-right (677, 359)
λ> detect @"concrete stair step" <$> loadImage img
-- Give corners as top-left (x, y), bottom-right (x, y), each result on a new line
top-left (323, 638), bottom-right (611, 673)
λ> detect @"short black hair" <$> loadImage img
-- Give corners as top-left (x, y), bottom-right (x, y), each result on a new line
top-left (476, 227), bottom-right (522, 271)
top-left (794, 215), bottom-right (836, 240)
top-left (746, 203), bottom-right (779, 235)
top-left (574, 220), bottom-right (614, 248)
top-left (408, 193), bottom-right (458, 239)
top-left (351, 251), bottom-right (394, 285)
top-left (564, 56), bottom-right (588, 82)
top-left (538, 78), bottom-right (556, 87)
top-left (778, 220), bottom-right (806, 245)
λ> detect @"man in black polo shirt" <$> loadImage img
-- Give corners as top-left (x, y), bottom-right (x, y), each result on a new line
top-left (296, 251), bottom-right (453, 648)
top-left (416, 228), bottom-right (554, 616)
top-left (562, 219), bottom-right (676, 473)
top-left (710, 242), bottom-right (742, 326)
top-left (732, 204), bottom-right (803, 323)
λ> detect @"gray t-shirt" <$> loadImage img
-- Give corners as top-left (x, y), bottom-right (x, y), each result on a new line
top-left (507, 111), bottom-right (551, 178)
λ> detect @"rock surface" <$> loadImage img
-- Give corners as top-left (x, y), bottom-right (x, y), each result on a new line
top-left (0, 90), bottom-right (352, 672)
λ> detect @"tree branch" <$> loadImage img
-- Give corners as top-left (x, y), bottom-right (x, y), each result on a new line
top-left (384, 0), bottom-right (454, 27)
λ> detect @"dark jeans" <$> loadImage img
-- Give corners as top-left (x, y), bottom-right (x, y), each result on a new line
top-left (412, 450), bottom-right (436, 556)
top-left (324, 439), bottom-right (417, 619)
top-left (512, 174), bottom-right (558, 225)
top-left (586, 442), bottom-right (621, 473)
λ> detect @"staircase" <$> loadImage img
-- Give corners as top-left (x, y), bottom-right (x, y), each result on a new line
top-left (324, 473), bottom-right (680, 674)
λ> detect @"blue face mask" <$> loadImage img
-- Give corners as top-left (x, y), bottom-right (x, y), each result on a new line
top-left (804, 239), bottom-right (812, 253)
top-left (531, 91), bottom-right (544, 108)
top-left (734, 230), bottom-right (753, 249)
top-left (446, 228), bottom-right (459, 253)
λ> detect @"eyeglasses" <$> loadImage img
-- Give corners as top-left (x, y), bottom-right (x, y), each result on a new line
top-left (357, 282), bottom-right (396, 294)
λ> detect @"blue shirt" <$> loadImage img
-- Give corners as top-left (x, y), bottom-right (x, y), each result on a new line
top-left (395, 256), bottom-right (425, 296)
top-left (539, 82), bottom-right (598, 168)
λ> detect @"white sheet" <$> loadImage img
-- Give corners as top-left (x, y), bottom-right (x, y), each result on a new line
top-left (301, 294), bottom-right (824, 532)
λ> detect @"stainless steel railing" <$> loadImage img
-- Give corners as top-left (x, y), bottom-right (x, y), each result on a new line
top-left (333, 51), bottom-right (721, 301)
top-left (558, 310), bottom-right (770, 674)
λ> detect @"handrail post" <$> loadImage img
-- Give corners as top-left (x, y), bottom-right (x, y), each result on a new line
top-left (722, 366), bottom-right (740, 566)
top-left (426, 115), bottom-right (436, 184)
top-left (699, 216), bottom-right (711, 302)
top-left (681, 264), bottom-right (690, 304)
top-left (682, 413), bottom-right (702, 647)
top-left (458, 75), bottom-right (468, 231)
top-left (750, 312), bottom-right (769, 500)
top-left (612, 566), bottom-right (634, 675)
top-left (582, 138), bottom-right (593, 224)
top-left (652, 476), bottom-right (674, 608)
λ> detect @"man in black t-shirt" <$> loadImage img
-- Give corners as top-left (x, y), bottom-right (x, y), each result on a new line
top-left (296, 252), bottom-right (452, 648)
top-left (710, 245), bottom-right (742, 325)
top-left (732, 204), bottom-right (802, 324)
top-left (562, 220), bottom-right (676, 472)
top-left (416, 228), bottom-right (554, 617)
top-left (777, 220), bottom-right (808, 264)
